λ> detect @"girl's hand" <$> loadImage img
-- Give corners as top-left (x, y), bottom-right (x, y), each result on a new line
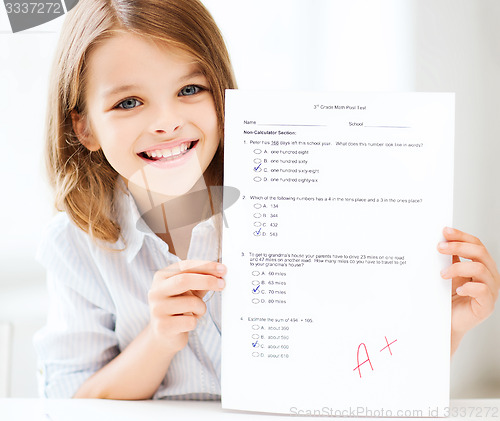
top-left (438, 227), bottom-right (500, 354)
top-left (147, 260), bottom-right (226, 353)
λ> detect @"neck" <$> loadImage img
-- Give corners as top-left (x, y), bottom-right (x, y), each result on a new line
top-left (124, 176), bottom-right (213, 259)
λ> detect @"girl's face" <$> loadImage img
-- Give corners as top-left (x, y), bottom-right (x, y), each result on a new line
top-left (74, 32), bottom-right (219, 197)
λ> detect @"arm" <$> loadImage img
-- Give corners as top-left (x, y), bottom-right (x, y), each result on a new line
top-left (437, 227), bottom-right (500, 356)
top-left (74, 260), bottom-right (226, 400)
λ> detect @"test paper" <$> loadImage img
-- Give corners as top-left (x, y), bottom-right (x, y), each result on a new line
top-left (221, 90), bottom-right (454, 416)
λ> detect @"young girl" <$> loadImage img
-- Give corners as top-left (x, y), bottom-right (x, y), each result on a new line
top-left (34, 0), bottom-right (499, 400)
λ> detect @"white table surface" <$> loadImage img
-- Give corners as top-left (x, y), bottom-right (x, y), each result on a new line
top-left (1, 398), bottom-right (499, 421)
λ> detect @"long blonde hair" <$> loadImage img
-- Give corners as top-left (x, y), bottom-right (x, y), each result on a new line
top-left (45, 0), bottom-right (236, 243)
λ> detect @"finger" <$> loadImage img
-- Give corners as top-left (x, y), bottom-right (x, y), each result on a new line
top-left (451, 275), bottom-right (470, 295)
top-left (449, 255), bottom-right (468, 292)
top-left (159, 315), bottom-right (199, 333)
top-left (456, 282), bottom-right (496, 318)
top-left (442, 261), bottom-right (490, 281)
top-left (162, 295), bottom-right (207, 317)
top-left (191, 289), bottom-right (213, 300)
top-left (441, 261), bottom-right (497, 295)
top-left (153, 273), bottom-right (225, 297)
top-left (174, 289), bottom-right (213, 301)
top-left (442, 227), bottom-right (483, 245)
top-left (437, 241), bottom-right (496, 271)
top-left (157, 260), bottom-right (226, 279)
top-left (439, 227), bottom-right (498, 278)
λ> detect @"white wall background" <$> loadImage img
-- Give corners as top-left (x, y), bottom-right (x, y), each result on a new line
top-left (0, 0), bottom-right (498, 398)
top-left (411, 0), bottom-right (500, 398)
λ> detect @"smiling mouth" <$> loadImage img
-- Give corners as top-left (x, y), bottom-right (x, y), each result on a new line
top-left (139, 140), bottom-right (198, 161)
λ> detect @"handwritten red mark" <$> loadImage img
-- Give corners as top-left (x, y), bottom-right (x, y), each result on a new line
top-left (353, 343), bottom-right (373, 378)
top-left (380, 336), bottom-right (397, 356)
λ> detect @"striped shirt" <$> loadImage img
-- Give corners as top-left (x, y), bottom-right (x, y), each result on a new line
top-left (33, 183), bottom-right (222, 399)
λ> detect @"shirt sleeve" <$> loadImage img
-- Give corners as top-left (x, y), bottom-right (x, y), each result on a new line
top-left (33, 213), bottom-right (120, 398)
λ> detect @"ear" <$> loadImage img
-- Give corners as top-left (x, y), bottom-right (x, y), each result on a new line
top-left (70, 110), bottom-right (101, 151)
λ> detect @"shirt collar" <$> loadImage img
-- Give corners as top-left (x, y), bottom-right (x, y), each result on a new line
top-left (112, 179), bottom-right (147, 263)
top-left (114, 178), bottom-right (218, 263)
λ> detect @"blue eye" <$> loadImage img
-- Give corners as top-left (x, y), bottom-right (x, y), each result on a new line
top-left (116, 98), bottom-right (142, 109)
top-left (179, 85), bottom-right (203, 96)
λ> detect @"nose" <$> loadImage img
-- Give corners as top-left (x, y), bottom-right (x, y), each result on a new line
top-left (150, 102), bottom-right (184, 135)
top-left (154, 125), bottom-right (180, 135)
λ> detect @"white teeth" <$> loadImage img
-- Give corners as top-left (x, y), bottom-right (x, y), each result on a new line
top-left (143, 142), bottom-right (192, 159)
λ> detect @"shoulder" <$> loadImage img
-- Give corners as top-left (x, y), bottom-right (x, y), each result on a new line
top-left (36, 211), bottom-right (117, 271)
top-left (36, 211), bottom-right (121, 310)
top-left (39, 211), bottom-right (78, 242)
top-left (37, 211), bottom-right (85, 252)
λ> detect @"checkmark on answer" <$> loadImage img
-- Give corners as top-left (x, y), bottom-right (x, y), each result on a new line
top-left (252, 340), bottom-right (258, 347)
top-left (253, 285), bottom-right (260, 293)
top-left (254, 228), bottom-right (262, 236)
top-left (254, 163), bottom-right (262, 171)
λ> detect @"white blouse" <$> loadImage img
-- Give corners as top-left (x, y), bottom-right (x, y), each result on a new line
top-left (33, 183), bottom-right (222, 399)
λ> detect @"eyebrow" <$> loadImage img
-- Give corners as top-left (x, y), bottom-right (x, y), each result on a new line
top-left (103, 84), bottom-right (141, 98)
top-left (178, 69), bottom-right (205, 82)
top-left (102, 70), bottom-right (206, 99)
